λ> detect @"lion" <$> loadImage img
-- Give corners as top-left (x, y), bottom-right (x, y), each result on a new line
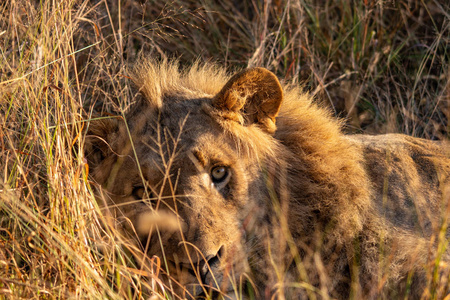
top-left (84, 59), bottom-right (450, 299)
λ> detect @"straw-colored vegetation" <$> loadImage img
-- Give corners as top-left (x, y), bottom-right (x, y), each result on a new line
top-left (0, 0), bottom-right (448, 299)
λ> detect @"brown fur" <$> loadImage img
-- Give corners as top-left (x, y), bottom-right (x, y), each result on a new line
top-left (85, 59), bottom-right (450, 299)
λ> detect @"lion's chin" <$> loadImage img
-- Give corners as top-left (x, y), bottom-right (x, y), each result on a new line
top-left (189, 286), bottom-right (241, 300)
top-left (183, 274), bottom-right (249, 300)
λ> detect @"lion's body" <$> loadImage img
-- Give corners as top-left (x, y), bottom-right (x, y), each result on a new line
top-left (85, 60), bottom-right (450, 299)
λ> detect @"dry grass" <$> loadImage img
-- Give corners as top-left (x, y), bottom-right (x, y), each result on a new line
top-left (0, 0), bottom-right (448, 299)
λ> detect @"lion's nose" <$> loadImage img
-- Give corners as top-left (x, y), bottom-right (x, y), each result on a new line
top-left (200, 246), bottom-right (224, 284)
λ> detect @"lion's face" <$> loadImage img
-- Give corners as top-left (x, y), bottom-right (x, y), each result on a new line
top-left (85, 67), bottom-right (284, 297)
top-left (114, 115), bottom-right (252, 296)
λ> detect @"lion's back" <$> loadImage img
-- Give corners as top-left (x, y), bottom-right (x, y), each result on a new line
top-left (346, 134), bottom-right (450, 236)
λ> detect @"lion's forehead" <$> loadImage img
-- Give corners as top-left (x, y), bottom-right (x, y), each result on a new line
top-left (130, 100), bottom-right (243, 160)
top-left (128, 95), bottom-right (269, 166)
top-left (132, 100), bottom-right (218, 141)
top-left (133, 134), bottom-right (242, 177)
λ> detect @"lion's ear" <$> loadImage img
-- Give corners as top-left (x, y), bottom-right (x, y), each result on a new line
top-left (84, 118), bottom-right (121, 184)
top-left (213, 67), bottom-right (283, 133)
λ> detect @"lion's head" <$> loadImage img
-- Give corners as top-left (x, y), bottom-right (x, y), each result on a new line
top-left (85, 61), bottom-right (290, 298)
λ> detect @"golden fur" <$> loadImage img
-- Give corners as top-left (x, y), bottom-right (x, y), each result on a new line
top-left (85, 59), bottom-right (450, 299)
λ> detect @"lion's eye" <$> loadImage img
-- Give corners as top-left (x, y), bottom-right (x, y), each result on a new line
top-left (132, 186), bottom-right (147, 200)
top-left (211, 166), bottom-right (229, 184)
top-left (132, 186), bottom-right (157, 208)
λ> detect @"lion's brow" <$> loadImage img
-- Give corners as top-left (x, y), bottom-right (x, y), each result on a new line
top-left (188, 150), bottom-right (207, 171)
